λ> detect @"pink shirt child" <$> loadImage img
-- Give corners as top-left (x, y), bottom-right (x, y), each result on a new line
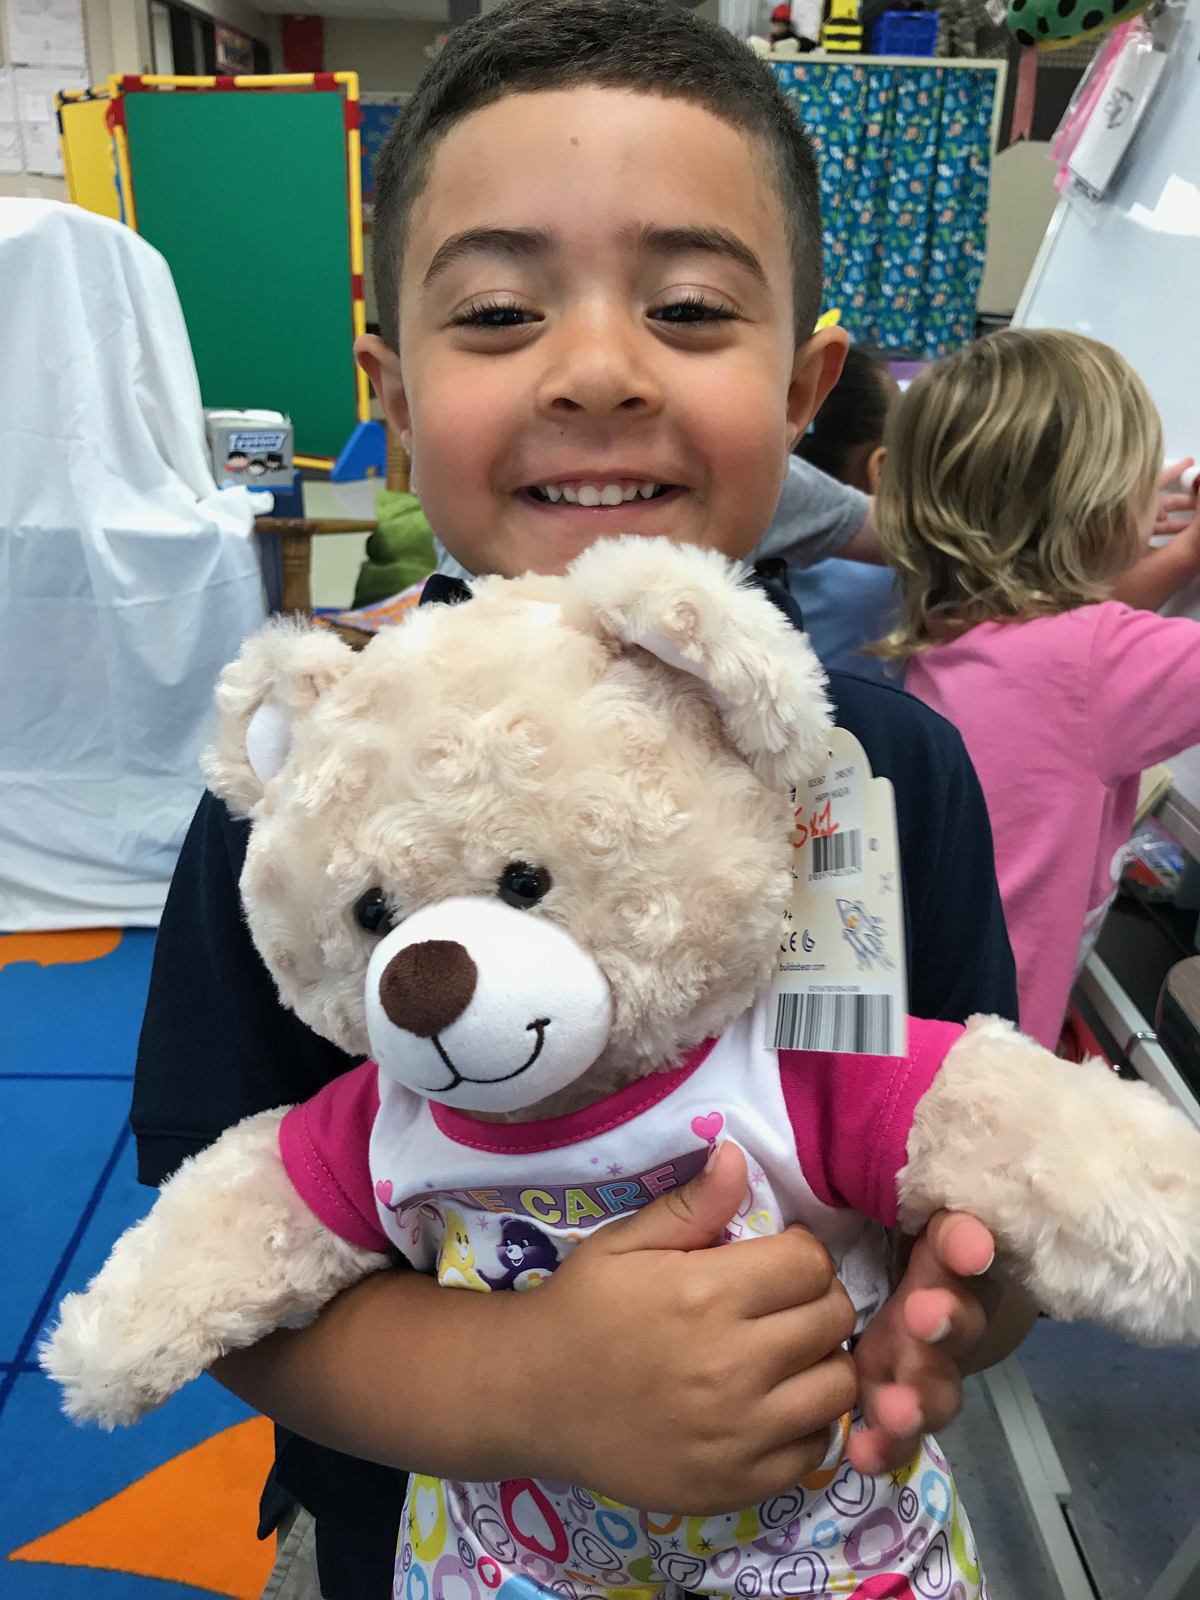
top-left (907, 602), bottom-right (1200, 1048)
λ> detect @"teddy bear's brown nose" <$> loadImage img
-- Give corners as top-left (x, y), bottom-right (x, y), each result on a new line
top-left (377, 940), bottom-right (478, 1037)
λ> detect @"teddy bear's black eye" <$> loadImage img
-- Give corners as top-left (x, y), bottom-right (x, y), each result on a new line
top-left (497, 862), bottom-right (552, 909)
top-left (354, 888), bottom-right (396, 936)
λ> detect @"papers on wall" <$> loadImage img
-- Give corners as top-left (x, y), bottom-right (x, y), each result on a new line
top-left (10, 67), bottom-right (87, 175)
top-left (0, 0), bottom-right (88, 177)
top-left (6, 0), bottom-right (87, 72)
top-left (0, 69), bottom-right (20, 176)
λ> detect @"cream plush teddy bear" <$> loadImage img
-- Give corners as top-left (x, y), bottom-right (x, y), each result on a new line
top-left (43, 538), bottom-right (1200, 1600)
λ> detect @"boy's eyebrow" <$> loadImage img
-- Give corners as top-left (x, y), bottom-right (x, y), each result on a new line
top-left (624, 223), bottom-right (768, 286)
top-left (422, 227), bottom-right (554, 286)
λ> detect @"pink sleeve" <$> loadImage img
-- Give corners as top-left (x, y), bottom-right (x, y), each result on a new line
top-left (278, 1061), bottom-right (391, 1253)
top-left (778, 1017), bottom-right (964, 1226)
top-left (1087, 604), bottom-right (1200, 784)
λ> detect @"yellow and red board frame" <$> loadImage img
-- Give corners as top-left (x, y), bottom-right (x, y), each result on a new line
top-left (104, 71), bottom-right (370, 427)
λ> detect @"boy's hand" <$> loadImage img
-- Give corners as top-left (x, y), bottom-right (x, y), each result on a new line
top-left (848, 1211), bottom-right (994, 1476)
top-left (511, 1141), bottom-right (858, 1514)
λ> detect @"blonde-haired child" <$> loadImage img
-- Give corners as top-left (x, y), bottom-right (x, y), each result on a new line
top-left (873, 327), bottom-right (1200, 1048)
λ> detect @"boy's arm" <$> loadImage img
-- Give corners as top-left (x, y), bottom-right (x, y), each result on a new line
top-left (211, 1142), bottom-right (859, 1515)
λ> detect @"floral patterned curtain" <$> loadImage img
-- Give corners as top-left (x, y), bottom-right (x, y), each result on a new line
top-left (771, 61), bottom-right (998, 359)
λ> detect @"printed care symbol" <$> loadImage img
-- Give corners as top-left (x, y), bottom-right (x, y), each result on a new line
top-left (691, 1112), bottom-right (724, 1147)
top-left (801, 928), bottom-right (815, 953)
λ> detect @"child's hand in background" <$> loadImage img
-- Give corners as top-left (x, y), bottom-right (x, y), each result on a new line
top-left (1114, 458), bottom-right (1200, 611)
top-left (1155, 458), bottom-right (1198, 540)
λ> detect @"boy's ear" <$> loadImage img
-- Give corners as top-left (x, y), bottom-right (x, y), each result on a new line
top-left (203, 618), bottom-right (356, 817)
top-left (355, 334), bottom-right (412, 457)
top-left (785, 325), bottom-right (849, 450)
top-left (567, 537), bottom-right (832, 791)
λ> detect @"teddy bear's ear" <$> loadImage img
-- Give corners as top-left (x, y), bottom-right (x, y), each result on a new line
top-left (202, 617), bottom-right (356, 816)
top-left (568, 537), bottom-right (833, 790)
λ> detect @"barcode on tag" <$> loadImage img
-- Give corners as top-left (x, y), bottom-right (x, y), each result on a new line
top-left (772, 990), bottom-right (893, 1054)
top-left (811, 829), bottom-right (862, 880)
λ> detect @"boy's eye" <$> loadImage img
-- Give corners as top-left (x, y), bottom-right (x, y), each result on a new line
top-left (452, 301), bottom-right (541, 329)
top-left (651, 297), bottom-right (738, 325)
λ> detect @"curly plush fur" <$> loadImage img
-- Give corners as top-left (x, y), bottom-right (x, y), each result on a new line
top-left (899, 1016), bottom-right (1200, 1345)
top-left (203, 540), bottom-right (833, 1094)
top-left (41, 1111), bottom-right (388, 1426)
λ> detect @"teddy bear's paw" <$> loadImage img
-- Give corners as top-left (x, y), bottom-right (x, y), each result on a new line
top-left (40, 1109), bottom-right (391, 1426)
top-left (899, 1015), bottom-right (1200, 1348)
top-left (39, 1289), bottom-right (189, 1428)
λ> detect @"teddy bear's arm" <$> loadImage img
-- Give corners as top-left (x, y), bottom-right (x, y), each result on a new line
top-left (897, 1015), bottom-right (1200, 1346)
top-left (40, 1109), bottom-right (390, 1428)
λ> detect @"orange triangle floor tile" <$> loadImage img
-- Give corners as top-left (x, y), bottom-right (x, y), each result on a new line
top-left (0, 929), bottom-right (122, 971)
top-left (7, 1415), bottom-right (276, 1599)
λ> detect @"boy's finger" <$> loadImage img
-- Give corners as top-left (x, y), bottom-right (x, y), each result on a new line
top-left (871, 1381), bottom-right (923, 1437)
top-left (925, 1210), bottom-right (995, 1279)
top-left (761, 1348), bottom-right (858, 1449)
top-left (600, 1139), bottom-right (747, 1256)
top-left (903, 1285), bottom-right (988, 1359)
top-left (754, 1289), bottom-right (859, 1380)
top-left (847, 1422), bottom-right (916, 1477)
top-left (714, 1228), bottom-right (843, 1318)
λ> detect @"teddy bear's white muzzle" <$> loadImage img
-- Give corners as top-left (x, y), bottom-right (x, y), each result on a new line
top-left (364, 897), bottom-right (613, 1113)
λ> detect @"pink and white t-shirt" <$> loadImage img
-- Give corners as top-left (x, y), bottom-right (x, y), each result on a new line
top-left (280, 996), bottom-right (963, 1322)
top-left (907, 602), bottom-right (1200, 1048)
top-left (278, 998), bottom-right (982, 1600)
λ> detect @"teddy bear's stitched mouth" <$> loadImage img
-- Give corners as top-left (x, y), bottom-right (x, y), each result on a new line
top-left (420, 1016), bottom-right (551, 1092)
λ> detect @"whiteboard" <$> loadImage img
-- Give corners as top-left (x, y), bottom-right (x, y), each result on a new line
top-left (1015, 1), bottom-right (1200, 811)
top-left (1016, 0), bottom-right (1200, 458)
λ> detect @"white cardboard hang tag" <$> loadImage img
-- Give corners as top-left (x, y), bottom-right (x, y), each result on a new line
top-left (767, 727), bottom-right (907, 1057)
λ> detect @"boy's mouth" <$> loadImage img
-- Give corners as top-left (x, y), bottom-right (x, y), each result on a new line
top-left (522, 479), bottom-right (677, 507)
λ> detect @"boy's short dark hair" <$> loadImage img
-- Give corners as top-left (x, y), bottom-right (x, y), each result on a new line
top-left (372, 0), bottom-right (823, 352)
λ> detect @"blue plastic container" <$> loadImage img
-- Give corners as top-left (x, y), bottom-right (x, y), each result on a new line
top-left (870, 9), bottom-right (939, 54)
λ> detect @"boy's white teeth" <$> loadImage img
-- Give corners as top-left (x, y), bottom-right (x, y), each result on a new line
top-left (535, 481), bottom-right (662, 504)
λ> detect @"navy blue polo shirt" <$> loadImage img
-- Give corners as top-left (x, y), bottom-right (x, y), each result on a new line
top-left (131, 572), bottom-right (1016, 1600)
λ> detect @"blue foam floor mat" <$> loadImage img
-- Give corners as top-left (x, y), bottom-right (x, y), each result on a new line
top-left (0, 931), bottom-right (272, 1600)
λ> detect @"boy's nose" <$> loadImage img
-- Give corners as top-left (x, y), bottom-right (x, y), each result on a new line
top-left (537, 313), bottom-right (663, 420)
top-left (377, 939), bottom-right (478, 1036)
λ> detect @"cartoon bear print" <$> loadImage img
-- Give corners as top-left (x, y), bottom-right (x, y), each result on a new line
top-left (480, 1218), bottom-right (561, 1291)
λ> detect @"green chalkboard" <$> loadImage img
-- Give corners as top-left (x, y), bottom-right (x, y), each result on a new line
top-left (125, 90), bottom-right (356, 457)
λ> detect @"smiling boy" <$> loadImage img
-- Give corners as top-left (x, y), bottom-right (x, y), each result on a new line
top-left (132, 5), bottom-right (1026, 1597)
